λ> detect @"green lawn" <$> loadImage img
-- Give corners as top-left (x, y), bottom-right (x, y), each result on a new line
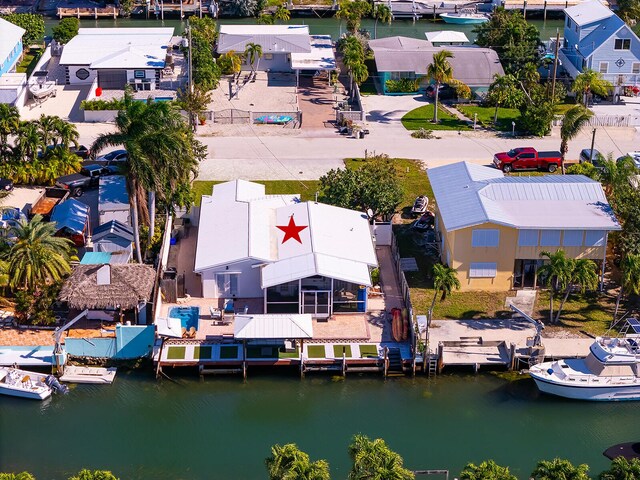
top-left (332, 344), bottom-right (352, 358)
top-left (306, 345), bottom-right (326, 359)
top-left (192, 180), bottom-right (320, 206)
top-left (16, 49), bottom-right (43, 76)
top-left (166, 346), bottom-right (186, 360)
top-left (534, 290), bottom-right (614, 336)
top-left (457, 105), bottom-right (520, 132)
top-left (401, 105), bottom-right (471, 131)
top-left (359, 344), bottom-right (379, 358)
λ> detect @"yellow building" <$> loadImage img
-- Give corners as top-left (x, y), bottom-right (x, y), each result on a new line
top-left (427, 162), bottom-right (621, 291)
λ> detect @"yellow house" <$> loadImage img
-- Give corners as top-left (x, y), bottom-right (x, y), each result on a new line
top-left (427, 162), bottom-right (621, 291)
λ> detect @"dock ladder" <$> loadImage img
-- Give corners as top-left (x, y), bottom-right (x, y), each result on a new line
top-left (426, 354), bottom-right (437, 377)
top-left (386, 347), bottom-right (404, 376)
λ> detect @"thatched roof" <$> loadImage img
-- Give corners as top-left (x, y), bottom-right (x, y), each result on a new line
top-left (59, 264), bottom-right (156, 310)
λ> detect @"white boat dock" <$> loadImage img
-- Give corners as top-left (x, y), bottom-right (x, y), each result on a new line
top-left (0, 346), bottom-right (55, 367)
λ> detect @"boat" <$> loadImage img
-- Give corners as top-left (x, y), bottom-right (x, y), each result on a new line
top-left (529, 321), bottom-right (640, 401)
top-left (603, 442), bottom-right (640, 460)
top-left (0, 367), bottom-right (53, 400)
top-left (439, 12), bottom-right (489, 24)
top-left (412, 212), bottom-right (435, 232)
top-left (411, 195), bottom-right (428, 217)
top-left (28, 71), bottom-right (57, 100)
top-left (60, 366), bottom-right (117, 384)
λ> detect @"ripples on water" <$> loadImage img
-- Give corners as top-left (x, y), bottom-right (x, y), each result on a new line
top-left (0, 371), bottom-right (636, 479)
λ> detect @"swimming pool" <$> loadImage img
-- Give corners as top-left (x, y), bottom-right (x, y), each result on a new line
top-left (133, 97), bottom-right (175, 103)
top-left (168, 306), bottom-right (200, 331)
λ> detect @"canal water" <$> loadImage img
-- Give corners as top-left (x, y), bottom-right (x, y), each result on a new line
top-left (44, 16), bottom-right (565, 41)
top-left (0, 372), bottom-right (636, 479)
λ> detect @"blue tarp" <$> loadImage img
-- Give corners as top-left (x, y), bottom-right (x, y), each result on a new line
top-left (80, 252), bottom-right (112, 265)
top-left (51, 198), bottom-right (89, 234)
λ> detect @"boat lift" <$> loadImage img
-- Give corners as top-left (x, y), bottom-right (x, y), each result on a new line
top-left (509, 304), bottom-right (546, 366)
top-left (52, 309), bottom-right (88, 374)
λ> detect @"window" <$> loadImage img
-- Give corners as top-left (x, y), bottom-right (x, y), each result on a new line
top-left (633, 62), bottom-right (640, 74)
top-left (134, 70), bottom-right (145, 79)
top-left (518, 229), bottom-right (539, 247)
top-left (470, 262), bottom-right (497, 278)
top-left (264, 53), bottom-right (273, 60)
top-left (540, 230), bottom-right (561, 246)
top-left (585, 230), bottom-right (606, 247)
top-left (599, 62), bottom-right (609, 74)
top-left (563, 230), bottom-right (584, 247)
top-left (75, 68), bottom-right (90, 80)
top-left (216, 273), bottom-right (238, 297)
top-left (472, 229), bottom-right (499, 247)
top-left (566, 17), bottom-right (572, 28)
top-left (615, 38), bottom-right (631, 50)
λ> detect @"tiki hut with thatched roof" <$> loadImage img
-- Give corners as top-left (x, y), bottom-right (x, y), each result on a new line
top-left (59, 264), bottom-right (156, 321)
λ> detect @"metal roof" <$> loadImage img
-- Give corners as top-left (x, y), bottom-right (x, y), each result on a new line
top-left (93, 220), bottom-right (134, 242)
top-left (0, 18), bottom-right (25, 67)
top-left (233, 314), bottom-right (313, 339)
top-left (51, 199), bottom-right (89, 235)
top-left (425, 31), bottom-right (469, 44)
top-left (291, 35), bottom-right (336, 71)
top-left (576, 16), bottom-right (627, 57)
top-left (564, 1), bottom-right (613, 26)
top-left (217, 25), bottom-right (311, 54)
top-left (60, 27), bottom-right (173, 67)
top-left (80, 252), bottom-right (112, 265)
top-left (369, 37), bottom-right (503, 87)
top-left (99, 176), bottom-right (129, 213)
top-left (427, 162), bottom-right (621, 231)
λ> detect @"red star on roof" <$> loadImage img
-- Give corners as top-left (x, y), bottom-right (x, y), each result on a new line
top-left (276, 215), bottom-right (308, 244)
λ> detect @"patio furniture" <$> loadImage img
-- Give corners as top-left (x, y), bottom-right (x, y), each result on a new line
top-left (209, 306), bottom-right (222, 320)
top-left (223, 299), bottom-right (235, 314)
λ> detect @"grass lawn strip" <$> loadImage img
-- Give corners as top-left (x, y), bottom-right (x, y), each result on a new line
top-left (534, 290), bottom-right (614, 336)
top-left (193, 180), bottom-right (320, 207)
top-left (306, 345), bottom-right (326, 358)
top-left (166, 346), bottom-right (186, 360)
top-left (193, 346), bottom-right (212, 360)
top-left (401, 105), bottom-right (471, 131)
top-left (332, 344), bottom-right (353, 358)
top-left (219, 345), bottom-right (239, 359)
top-left (457, 105), bottom-right (520, 132)
top-left (358, 344), bottom-right (379, 358)
top-left (279, 347), bottom-right (300, 359)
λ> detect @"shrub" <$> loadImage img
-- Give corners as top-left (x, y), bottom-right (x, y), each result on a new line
top-left (385, 78), bottom-right (419, 93)
top-left (52, 17), bottom-right (79, 44)
top-left (411, 128), bottom-right (439, 139)
top-left (1, 13), bottom-right (44, 46)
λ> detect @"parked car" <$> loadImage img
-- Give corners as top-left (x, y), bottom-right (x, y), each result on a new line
top-left (0, 178), bottom-right (14, 192)
top-left (39, 144), bottom-right (91, 159)
top-left (618, 151), bottom-right (640, 168)
top-left (29, 187), bottom-right (70, 219)
top-left (411, 195), bottom-right (428, 217)
top-left (425, 84), bottom-right (456, 100)
top-left (579, 149), bottom-right (604, 168)
top-left (493, 147), bottom-right (562, 173)
top-left (55, 164), bottom-right (111, 197)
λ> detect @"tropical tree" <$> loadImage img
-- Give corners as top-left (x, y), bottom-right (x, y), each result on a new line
top-left (350, 62), bottom-right (369, 86)
top-left (573, 69), bottom-right (613, 105)
top-left (426, 50), bottom-right (454, 123)
top-left (0, 473), bottom-right (36, 480)
top-left (13, 121), bottom-right (43, 162)
top-left (265, 444), bottom-right (330, 480)
top-left (51, 117), bottom-right (79, 147)
top-left (91, 99), bottom-right (205, 262)
top-left (36, 114), bottom-right (59, 148)
top-left (176, 85), bottom-right (213, 132)
top-left (52, 17), bottom-right (79, 44)
top-left (428, 263), bottom-right (461, 323)
top-left (274, 4), bottom-right (291, 22)
top-left (0, 104), bottom-right (20, 148)
top-left (244, 42), bottom-right (263, 74)
top-left (373, 4), bottom-right (392, 39)
top-left (554, 258), bottom-right (599, 324)
top-left (348, 434), bottom-right (414, 480)
top-left (218, 50), bottom-right (243, 75)
top-left (600, 456), bottom-right (640, 480)
top-left (560, 105), bottom-right (593, 174)
top-left (460, 460), bottom-right (517, 480)
top-left (42, 146), bottom-right (82, 182)
top-left (257, 13), bottom-right (275, 24)
top-left (537, 250), bottom-right (572, 324)
top-left (531, 458), bottom-right (590, 480)
top-left (617, 0), bottom-right (640, 24)
top-left (1, 13), bottom-right (45, 46)
top-left (615, 253), bottom-right (640, 320)
top-left (336, 0), bottom-right (371, 33)
top-left (4, 215), bottom-right (75, 293)
top-left (486, 74), bottom-right (523, 124)
top-left (67, 470), bottom-right (119, 480)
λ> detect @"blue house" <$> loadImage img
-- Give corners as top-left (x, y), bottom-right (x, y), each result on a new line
top-left (0, 18), bottom-right (25, 77)
top-left (560, 1), bottom-right (640, 90)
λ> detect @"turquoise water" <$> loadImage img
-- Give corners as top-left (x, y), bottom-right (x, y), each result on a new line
top-left (168, 306), bottom-right (200, 330)
top-left (0, 372), bottom-right (636, 479)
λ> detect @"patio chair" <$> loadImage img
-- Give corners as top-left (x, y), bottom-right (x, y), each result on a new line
top-left (223, 299), bottom-right (235, 315)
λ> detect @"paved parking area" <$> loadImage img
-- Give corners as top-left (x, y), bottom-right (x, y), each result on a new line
top-left (298, 74), bottom-right (337, 129)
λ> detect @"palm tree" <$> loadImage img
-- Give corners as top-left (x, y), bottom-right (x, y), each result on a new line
top-left (36, 114), bottom-right (59, 148)
top-left (573, 69), bottom-right (613, 105)
top-left (256, 13), bottom-right (275, 24)
top-left (274, 3), bottom-right (290, 22)
top-left (600, 457), bottom-right (640, 480)
top-left (44, 146), bottom-right (82, 181)
top-left (428, 263), bottom-right (461, 324)
top-left (265, 444), bottom-right (330, 480)
top-left (373, 4), bottom-right (392, 39)
top-left (531, 458), bottom-right (590, 480)
top-left (350, 62), bottom-right (369, 86)
top-left (14, 121), bottom-right (43, 162)
top-left (461, 460), bottom-right (517, 480)
top-left (560, 105), bottom-right (592, 174)
top-left (91, 100), bottom-right (203, 262)
top-left (537, 250), bottom-right (572, 324)
top-left (244, 42), bottom-right (263, 74)
top-left (615, 253), bottom-right (640, 320)
top-left (4, 215), bottom-right (75, 292)
top-left (426, 50), bottom-right (454, 123)
top-left (554, 258), bottom-right (599, 324)
top-left (51, 118), bottom-right (79, 147)
top-left (348, 434), bottom-right (414, 480)
top-left (0, 104), bottom-right (20, 148)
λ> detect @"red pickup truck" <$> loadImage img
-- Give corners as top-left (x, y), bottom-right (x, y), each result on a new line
top-left (493, 147), bottom-right (562, 173)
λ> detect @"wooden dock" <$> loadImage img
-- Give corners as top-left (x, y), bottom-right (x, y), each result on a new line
top-left (57, 5), bottom-right (118, 18)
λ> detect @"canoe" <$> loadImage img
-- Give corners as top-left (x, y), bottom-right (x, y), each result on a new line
top-left (391, 308), bottom-right (403, 342)
top-left (401, 308), bottom-right (409, 341)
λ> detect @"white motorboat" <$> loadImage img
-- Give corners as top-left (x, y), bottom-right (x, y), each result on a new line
top-left (439, 12), bottom-right (489, 24)
top-left (530, 323), bottom-right (640, 401)
top-left (60, 366), bottom-right (117, 384)
top-left (0, 367), bottom-right (53, 400)
top-left (28, 71), bottom-right (56, 100)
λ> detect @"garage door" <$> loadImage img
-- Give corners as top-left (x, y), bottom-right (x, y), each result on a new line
top-left (98, 70), bottom-right (127, 90)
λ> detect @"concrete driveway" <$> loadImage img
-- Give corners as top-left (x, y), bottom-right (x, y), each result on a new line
top-left (361, 93), bottom-right (429, 133)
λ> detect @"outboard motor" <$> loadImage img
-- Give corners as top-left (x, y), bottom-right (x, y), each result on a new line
top-left (45, 375), bottom-right (69, 395)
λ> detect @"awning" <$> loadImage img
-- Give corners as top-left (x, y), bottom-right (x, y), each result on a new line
top-left (156, 317), bottom-right (183, 338)
top-left (234, 314), bottom-right (313, 339)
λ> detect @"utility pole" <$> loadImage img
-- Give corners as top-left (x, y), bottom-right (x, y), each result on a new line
top-left (589, 128), bottom-right (596, 163)
top-left (551, 29), bottom-right (560, 101)
top-left (188, 19), bottom-right (194, 94)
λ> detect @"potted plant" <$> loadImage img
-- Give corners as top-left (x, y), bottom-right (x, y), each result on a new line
top-left (198, 114), bottom-right (206, 125)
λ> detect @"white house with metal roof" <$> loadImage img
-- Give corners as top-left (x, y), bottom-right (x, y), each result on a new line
top-left (427, 162), bottom-right (620, 291)
top-left (560, 1), bottom-right (640, 88)
top-left (59, 27), bottom-right (174, 90)
top-left (194, 180), bottom-right (378, 318)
